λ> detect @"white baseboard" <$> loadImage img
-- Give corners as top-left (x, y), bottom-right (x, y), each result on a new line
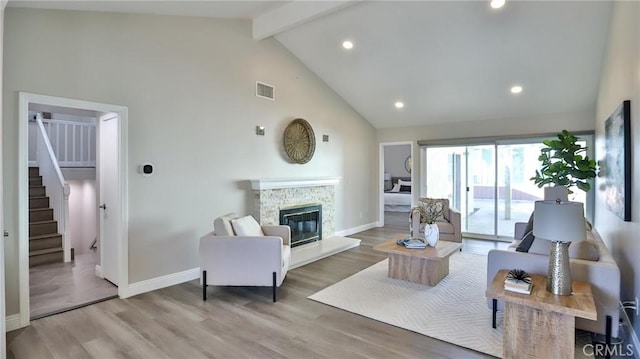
top-left (122, 267), bottom-right (200, 298)
top-left (6, 314), bottom-right (23, 332)
top-left (334, 221), bottom-right (377, 237)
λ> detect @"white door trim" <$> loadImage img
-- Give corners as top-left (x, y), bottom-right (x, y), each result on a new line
top-left (17, 92), bottom-right (129, 328)
top-left (1, 2), bottom-right (6, 355)
top-left (378, 141), bottom-right (415, 227)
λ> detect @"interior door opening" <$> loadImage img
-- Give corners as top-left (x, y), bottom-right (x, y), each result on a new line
top-left (379, 142), bottom-right (414, 229)
top-left (17, 92), bottom-right (128, 327)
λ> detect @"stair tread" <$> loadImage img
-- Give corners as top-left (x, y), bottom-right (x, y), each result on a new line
top-left (29, 208), bottom-right (52, 213)
top-left (29, 233), bottom-right (62, 240)
top-left (30, 247), bottom-right (63, 256)
top-left (30, 220), bottom-right (57, 225)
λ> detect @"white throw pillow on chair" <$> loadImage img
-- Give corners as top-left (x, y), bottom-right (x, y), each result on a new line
top-left (231, 215), bottom-right (265, 236)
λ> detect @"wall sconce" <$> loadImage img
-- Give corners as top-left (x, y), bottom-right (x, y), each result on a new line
top-left (256, 126), bottom-right (265, 136)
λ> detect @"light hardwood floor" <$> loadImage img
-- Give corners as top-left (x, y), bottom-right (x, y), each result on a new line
top-left (29, 251), bottom-right (118, 320)
top-left (8, 226), bottom-right (505, 359)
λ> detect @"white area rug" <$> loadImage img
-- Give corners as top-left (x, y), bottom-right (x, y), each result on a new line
top-left (309, 251), bottom-right (593, 358)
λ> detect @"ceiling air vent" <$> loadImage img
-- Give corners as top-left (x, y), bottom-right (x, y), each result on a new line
top-left (256, 82), bottom-right (275, 100)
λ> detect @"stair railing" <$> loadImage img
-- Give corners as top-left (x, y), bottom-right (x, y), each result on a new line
top-left (35, 118), bottom-right (71, 262)
top-left (40, 119), bottom-right (96, 168)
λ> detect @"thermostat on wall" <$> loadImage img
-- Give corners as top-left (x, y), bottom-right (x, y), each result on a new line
top-left (139, 162), bottom-right (154, 177)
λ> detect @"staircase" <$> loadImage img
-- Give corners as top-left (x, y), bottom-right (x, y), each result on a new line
top-left (29, 167), bottom-right (64, 267)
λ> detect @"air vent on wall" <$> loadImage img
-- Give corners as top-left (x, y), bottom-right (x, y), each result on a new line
top-left (256, 82), bottom-right (275, 100)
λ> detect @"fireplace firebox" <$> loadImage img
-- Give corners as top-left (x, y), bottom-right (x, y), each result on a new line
top-left (279, 204), bottom-right (322, 247)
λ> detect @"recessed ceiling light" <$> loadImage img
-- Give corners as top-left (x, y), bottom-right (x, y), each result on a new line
top-left (490, 0), bottom-right (505, 9)
top-left (395, 101), bottom-right (405, 109)
top-left (510, 85), bottom-right (523, 94)
top-left (342, 40), bottom-right (354, 50)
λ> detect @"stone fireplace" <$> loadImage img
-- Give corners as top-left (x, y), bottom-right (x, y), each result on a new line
top-left (279, 203), bottom-right (322, 247)
top-left (250, 177), bottom-right (340, 243)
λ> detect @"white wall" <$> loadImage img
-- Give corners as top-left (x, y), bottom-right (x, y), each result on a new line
top-left (594, 1), bottom-right (640, 338)
top-left (68, 180), bottom-right (97, 255)
top-left (2, 8), bottom-right (377, 315)
top-left (384, 144), bottom-right (410, 179)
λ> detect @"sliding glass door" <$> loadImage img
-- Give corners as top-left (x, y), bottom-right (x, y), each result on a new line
top-left (425, 145), bottom-right (495, 236)
top-left (423, 136), bottom-right (593, 239)
top-left (495, 143), bottom-right (545, 237)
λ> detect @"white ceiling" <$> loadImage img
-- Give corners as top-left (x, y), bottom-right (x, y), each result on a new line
top-left (7, 1), bottom-right (288, 19)
top-left (8, 1), bottom-right (614, 129)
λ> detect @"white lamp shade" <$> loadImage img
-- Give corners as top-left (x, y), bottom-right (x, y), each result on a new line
top-left (533, 201), bottom-right (586, 242)
top-left (384, 173), bottom-right (391, 180)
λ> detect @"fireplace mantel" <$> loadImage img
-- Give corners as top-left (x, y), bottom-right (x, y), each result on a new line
top-left (251, 177), bottom-right (339, 236)
top-left (250, 177), bottom-right (340, 190)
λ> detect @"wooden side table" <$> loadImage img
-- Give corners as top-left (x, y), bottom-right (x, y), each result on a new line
top-left (486, 269), bottom-right (597, 359)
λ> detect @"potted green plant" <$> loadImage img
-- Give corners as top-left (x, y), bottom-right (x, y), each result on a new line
top-left (530, 130), bottom-right (597, 198)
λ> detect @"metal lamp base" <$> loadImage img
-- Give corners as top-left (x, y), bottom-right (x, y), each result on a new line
top-left (547, 241), bottom-right (572, 295)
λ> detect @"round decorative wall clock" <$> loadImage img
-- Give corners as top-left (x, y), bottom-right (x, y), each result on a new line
top-left (283, 118), bottom-right (316, 164)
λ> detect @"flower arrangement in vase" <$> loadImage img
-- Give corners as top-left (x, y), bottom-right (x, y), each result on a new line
top-left (412, 199), bottom-right (445, 247)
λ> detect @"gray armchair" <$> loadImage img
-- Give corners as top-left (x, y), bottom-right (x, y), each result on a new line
top-left (410, 198), bottom-right (462, 243)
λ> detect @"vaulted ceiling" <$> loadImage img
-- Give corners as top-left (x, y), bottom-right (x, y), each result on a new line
top-left (8, 0), bottom-right (614, 128)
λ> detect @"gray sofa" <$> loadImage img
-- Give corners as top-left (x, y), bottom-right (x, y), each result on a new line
top-left (486, 222), bottom-right (621, 339)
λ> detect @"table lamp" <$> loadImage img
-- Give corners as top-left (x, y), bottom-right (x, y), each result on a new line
top-left (533, 200), bottom-right (586, 295)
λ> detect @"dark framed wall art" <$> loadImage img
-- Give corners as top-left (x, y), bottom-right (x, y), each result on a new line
top-left (602, 100), bottom-right (631, 221)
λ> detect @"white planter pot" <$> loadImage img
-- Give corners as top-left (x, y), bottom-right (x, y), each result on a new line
top-left (424, 223), bottom-right (439, 247)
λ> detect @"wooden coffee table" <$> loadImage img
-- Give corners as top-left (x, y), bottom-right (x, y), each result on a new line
top-left (373, 237), bottom-right (462, 286)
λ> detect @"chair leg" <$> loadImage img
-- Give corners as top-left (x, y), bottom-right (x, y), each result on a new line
top-left (605, 315), bottom-right (612, 359)
top-left (272, 272), bottom-right (277, 303)
top-left (492, 299), bottom-right (497, 329)
top-left (202, 270), bottom-right (207, 301)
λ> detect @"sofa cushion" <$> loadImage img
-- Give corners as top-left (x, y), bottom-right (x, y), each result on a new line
top-left (508, 239), bottom-right (521, 251)
top-left (569, 239), bottom-right (600, 261)
top-left (231, 215), bottom-right (265, 236)
top-left (419, 198), bottom-right (449, 221)
top-left (515, 213), bottom-right (535, 252)
top-left (214, 212), bottom-right (240, 236)
top-left (515, 212), bottom-right (595, 257)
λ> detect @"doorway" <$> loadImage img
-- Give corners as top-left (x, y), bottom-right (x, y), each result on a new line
top-left (379, 142), bottom-right (414, 228)
top-left (17, 92), bottom-right (129, 326)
